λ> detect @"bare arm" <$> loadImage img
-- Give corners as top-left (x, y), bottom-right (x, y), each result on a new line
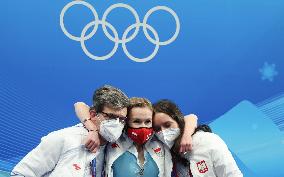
top-left (74, 102), bottom-right (100, 153)
top-left (179, 114), bottom-right (198, 153)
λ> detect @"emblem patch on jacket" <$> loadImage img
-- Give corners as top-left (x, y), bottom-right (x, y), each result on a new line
top-left (196, 160), bottom-right (208, 173)
top-left (153, 147), bottom-right (164, 157)
top-left (111, 143), bottom-right (120, 148)
top-left (73, 163), bottom-right (81, 170)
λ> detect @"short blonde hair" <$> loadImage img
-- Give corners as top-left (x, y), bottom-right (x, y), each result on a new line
top-left (128, 97), bottom-right (153, 112)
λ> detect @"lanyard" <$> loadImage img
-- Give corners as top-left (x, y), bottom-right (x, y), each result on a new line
top-left (91, 145), bottom-right (107, 177)
top-left (91, 159), bottom-right (96, 177)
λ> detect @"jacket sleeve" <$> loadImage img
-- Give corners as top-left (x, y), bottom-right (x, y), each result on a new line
top-left (11, 132), bottom-right (64, 177)
top-left (210, 134), bottom-right (243, 177)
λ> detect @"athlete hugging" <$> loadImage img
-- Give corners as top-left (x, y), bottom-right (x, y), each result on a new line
top-left (12, 85), bottom-right (243, 177)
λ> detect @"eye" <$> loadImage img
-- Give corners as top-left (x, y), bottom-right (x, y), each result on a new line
top-left (145, 120), bottom-right (152, 124)
top-left (133, 119), bottom-right (141, 123)
top-left (109, 114), bottom-right (117, 119)
top-left (164, 122), bottom-right (172, 128)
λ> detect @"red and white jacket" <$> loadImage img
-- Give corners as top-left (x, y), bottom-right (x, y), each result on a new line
top-left (174, 131), bottom-right (243, 177)
top-left (11, 124), bottom-right (105, 177)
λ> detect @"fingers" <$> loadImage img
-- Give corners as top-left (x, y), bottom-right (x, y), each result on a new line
top-left (184, 144), bottom-right (192, 152)
top-left (92, 146), bottom-right (99, 153)
top-left (85, 140), bottom-right (94, 149)
top-left (179, 145), bottom-right (185, 153)
top-left (85, 140), bottom-right (100, 152)
top-left (89, 142), bottom-right (98, 152)
top-left (188, 144), bottom-right (193, 151)
top-left (179, 143), bottom-right (193, 153)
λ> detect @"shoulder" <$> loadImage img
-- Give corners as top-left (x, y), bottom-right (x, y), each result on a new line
top-left (52, 123), bottom-right (86, 134)
top-left (44, 124), bottom-right (86, 138)
top-left (192, 131), bottom-right (226, 148)
top-left (148, 136), bottom-right (164, 147)
top-left (41, 124), bottom-right (86, 149)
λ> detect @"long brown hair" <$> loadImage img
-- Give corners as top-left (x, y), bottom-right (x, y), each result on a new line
top-left (153, 99), bottom-right (212, 166)
top-left (153, 99), bottom-right (189, 166)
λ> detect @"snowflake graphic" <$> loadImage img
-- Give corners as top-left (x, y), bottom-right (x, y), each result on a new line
top-left (259, 62), bottom-right (278, 82)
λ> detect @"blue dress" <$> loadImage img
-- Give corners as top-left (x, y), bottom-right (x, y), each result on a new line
top-left (112, 151), bottom-right (159, 177)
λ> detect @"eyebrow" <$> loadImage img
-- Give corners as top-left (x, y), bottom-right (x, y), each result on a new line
top-left (104, 112), bottom-right (125, 118)
top-left (132, 118), bottom-right (152, 121)
top-left (163, 121), bottom-right (172, 125)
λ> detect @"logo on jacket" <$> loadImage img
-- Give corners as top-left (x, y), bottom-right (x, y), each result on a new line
top-left (153, 147), bottom-right (164, 157)
top-left (73, 163), bottom-right (81, 170)
top-left (196, 160), bottom-right (208, 173)
top-left (111, 143), bottom-right (120, 148)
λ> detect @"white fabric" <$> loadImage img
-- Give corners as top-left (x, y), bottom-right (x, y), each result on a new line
top-left (176, 131), bottom-right (243, 177)
top-left (99, 118), bottom-right (124, 142)
top-left (156, 128), bottom-right (181, 149)
top-left (11, 124), bottom-right (105, 177)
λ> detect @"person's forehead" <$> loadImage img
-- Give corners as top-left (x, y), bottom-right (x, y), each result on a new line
top-left (129, 107), bottom-right (152, 119)
top-left (153, 112), bottom-right (172, 124)
top-left (103, 106), bottom-right (127, 116)
top-left (130, 107), bottom-right (152, 115)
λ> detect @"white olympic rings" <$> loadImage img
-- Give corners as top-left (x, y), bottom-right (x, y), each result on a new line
top-left (60, 1), bottom-right (180, 62)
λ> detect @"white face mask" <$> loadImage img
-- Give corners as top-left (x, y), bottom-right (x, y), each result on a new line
top-left (99, 118), bottom-right (124, 142)
top-left (156, 128), bottom-right (180, 149)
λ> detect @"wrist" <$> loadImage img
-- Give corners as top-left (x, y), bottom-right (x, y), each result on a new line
top-left (82, 117), bottom-right (91, 124)
top-left (87, 129), bottom-right (99, 132)
top-left (82, 117), bottom-right (98, 132)
top-left (184, 125), bottom-right (195, 135)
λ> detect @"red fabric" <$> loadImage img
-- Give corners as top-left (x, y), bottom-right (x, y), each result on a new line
top-left (127, 127), bottom-right (153, 145)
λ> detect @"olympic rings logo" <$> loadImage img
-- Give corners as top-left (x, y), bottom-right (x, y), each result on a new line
top-left (60, 1), bottom-right (180, 62)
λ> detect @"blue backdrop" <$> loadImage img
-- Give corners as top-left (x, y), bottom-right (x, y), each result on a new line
top-left (0, 0), bottom-right (283, 176)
